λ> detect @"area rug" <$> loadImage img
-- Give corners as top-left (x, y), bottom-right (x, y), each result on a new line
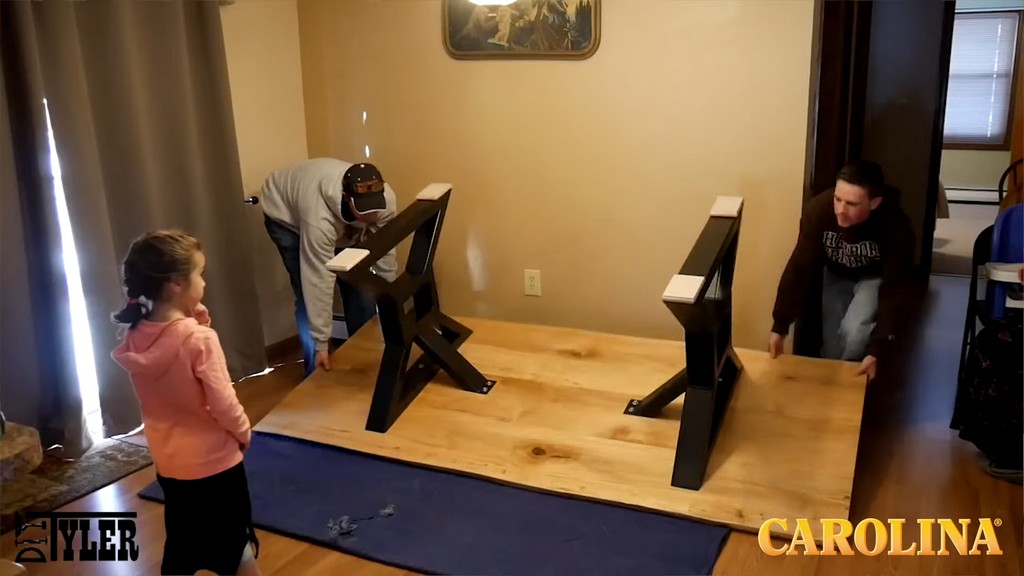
top-left (139, 432), bottom-right (729, 576)
top-left (1, 438), bottom-right (152, 535)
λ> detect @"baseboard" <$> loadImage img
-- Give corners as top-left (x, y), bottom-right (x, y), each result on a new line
top-left (266, 335), bottom-right (301, 364)
top-left (264, 316), bottom-right (347, 364)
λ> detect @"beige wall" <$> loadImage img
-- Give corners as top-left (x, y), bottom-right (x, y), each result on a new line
top-left (940, 149), bottom-right (1012, 190)
top-left (221, 0), bottom-right (309, 346)
top-left (294, 0), bottom-right (815, 350)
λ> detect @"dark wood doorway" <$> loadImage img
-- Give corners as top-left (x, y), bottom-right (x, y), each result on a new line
top-left (795, 0), bottom-right (957, 357)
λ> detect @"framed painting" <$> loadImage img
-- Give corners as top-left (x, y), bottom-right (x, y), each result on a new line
top-left (443, 0), bottom-right (601, 60)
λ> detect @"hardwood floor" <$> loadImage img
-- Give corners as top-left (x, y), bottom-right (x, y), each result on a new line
top-left (2, 275), bottom-right (1020, 575)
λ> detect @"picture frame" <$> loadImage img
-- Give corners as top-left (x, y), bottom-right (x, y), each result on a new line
top-left (443, 0), bottom-right (601, 60)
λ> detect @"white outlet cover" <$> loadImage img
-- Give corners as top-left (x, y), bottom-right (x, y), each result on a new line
top-left (524, 270), bottom-right (541, 295)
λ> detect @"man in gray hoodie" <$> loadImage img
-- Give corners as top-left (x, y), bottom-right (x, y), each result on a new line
top-left (261, 158), bottom-right (398, 376)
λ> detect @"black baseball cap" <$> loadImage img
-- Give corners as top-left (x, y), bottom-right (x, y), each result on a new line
top-left (342, 163), bottom-right (387, 214)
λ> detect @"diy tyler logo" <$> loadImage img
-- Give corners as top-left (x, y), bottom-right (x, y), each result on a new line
top-left (14, 511), bottom-right (140, 564)
top-left (759, 518), bottom-right (1003, 556)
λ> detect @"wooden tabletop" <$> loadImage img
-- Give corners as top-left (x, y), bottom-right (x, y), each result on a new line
top-left (256, 316), bottom-right (867, 541)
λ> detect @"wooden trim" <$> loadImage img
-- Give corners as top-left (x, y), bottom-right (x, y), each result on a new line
top-left (801, 0), bottom-right (825, 202)
top-left (1002, 9), bottom-right (1020, 141)
top-left (921, 0), bottom-right (959, 277)
top-left (801, 0), bottom-right (873, 203)
top-left (1009, 15), bottom-right (1024, 208)
top-left (943, 141), bottom-right (1014, 151)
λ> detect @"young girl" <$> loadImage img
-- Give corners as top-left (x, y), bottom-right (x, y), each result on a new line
top-left (110, 230), bottom-right (261, 576)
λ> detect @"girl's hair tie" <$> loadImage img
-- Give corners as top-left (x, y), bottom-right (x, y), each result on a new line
top-left (129, 295), bottom-right (153, 314)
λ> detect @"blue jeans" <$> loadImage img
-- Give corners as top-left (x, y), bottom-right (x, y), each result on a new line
top-left (264, 216), bottom-right (378, 376)
top-left (821, 268), bottom-right (881, 360)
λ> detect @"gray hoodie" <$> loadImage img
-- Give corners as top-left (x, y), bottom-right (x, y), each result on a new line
top-left (260, 158), bottom-right (398, 351)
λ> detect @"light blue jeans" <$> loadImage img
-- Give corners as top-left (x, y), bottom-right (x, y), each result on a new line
top-left (821, 268), bottom-right (881, 360)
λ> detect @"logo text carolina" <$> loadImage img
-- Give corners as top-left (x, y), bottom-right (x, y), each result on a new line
top-left (759, 518), bottom-right (1003, 556)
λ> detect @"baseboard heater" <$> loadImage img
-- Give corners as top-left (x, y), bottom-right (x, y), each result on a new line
top-left (945, 187), bottom-right (1000, 205)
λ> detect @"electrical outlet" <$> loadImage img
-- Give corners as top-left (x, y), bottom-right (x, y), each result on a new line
top-left (524, 269), bottom-right (541, 296)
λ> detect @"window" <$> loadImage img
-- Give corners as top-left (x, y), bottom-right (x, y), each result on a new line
top-left (943, 11), bottom-right (1021, 149)
top-left (44, 98), bottom-right (103, 441)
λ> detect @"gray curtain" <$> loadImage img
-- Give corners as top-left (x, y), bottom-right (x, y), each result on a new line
top-left (1, 26), bottom-right (89, 456)
top-left (1, 0), bottom-right (266, 455)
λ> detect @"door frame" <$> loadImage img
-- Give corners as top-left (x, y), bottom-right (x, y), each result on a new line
top-left (795, 0), bottom-right (956, 357)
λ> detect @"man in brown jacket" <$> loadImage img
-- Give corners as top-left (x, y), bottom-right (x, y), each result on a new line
top-left (769, 160), bottom-right (915, 381)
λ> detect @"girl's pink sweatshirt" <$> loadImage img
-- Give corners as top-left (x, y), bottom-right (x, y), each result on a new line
top-left (111, 317), bottom-right (251, 481)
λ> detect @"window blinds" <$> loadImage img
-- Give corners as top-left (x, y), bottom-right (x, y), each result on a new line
top-left (943, 12), bottom-right (1020, 147)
